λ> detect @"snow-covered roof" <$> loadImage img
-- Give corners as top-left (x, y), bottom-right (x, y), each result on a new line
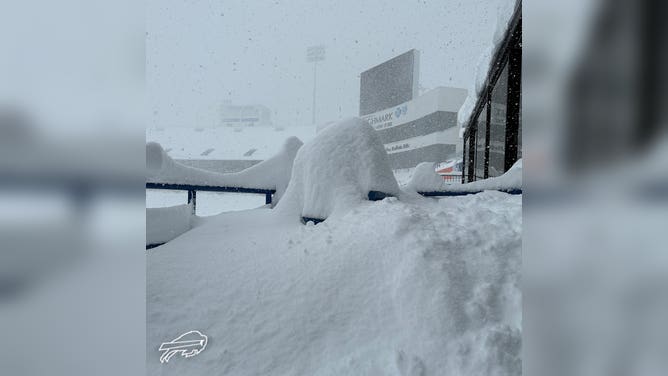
top-left (146, 126), bottom-right (316, 161)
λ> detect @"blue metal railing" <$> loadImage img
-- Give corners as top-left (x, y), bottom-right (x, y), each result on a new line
top-left (146, 182), bottom-right (276, 215)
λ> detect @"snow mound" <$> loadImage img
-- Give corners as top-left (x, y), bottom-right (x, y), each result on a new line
top-left (405, 162), bottom-right (444, 191)
top-left (277, 117), bottom-right (400, 219)
top-left (146, 204), bottom-right (193, 245)
top-left (147, 136), bottom-right (303, 201)
top-left (315, 120), bottom-right (337, 133)
top-left (406, 159), bottom-right (522, 192)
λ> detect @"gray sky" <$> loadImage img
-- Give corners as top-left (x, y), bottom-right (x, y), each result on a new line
top-left (147, 0), bottom-right (508, 128)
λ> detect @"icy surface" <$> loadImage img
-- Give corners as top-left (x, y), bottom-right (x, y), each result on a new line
top-left (277, 118), bottom-right (401, 219)
top-left (147, 191), bottom-right (521, 375)
top-left (147, 136), bottom-right (303, 200)
top-left (407, 159), bottom-right (522, 192)
top-left (146, 204), bottom-right (193, 245)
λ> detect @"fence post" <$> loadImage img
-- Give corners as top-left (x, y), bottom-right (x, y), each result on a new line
top-left (188, 190), bottom-right (197, 215)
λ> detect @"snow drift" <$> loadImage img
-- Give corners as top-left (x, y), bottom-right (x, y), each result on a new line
top-left (277, 117), bottom-right (401, 220)
top-left (146, 204), bottom-right (193, 245)
top-left (406, 159), bottom-right (522, 193)
top-left (146, 136), bottom-right (303, 201)
top-left (147, 191), bottom-right (521, 375)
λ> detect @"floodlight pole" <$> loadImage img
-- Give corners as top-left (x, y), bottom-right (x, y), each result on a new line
top-left (307, 45), bottom-right (324, 125)
top-left (312, 61), bottom-right (317, 125)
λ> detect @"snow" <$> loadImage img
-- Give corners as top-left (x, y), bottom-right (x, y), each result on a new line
top-left (146, 190), bottom-right (266, 216)
top-left (461, 159), bottom-right (522, 191)
top-left (147, 136), bottom-right (303, 201)
top-left (406, 159), bottom-right (522, 192)
top-left (276, 118), bottom-right (401, 220)
top-left (316, 120), bottom-right (338, 133)
top-left (405, 162), bottom-right (446, 191)
top-left (146, 204), bottom-right (193, 245)
top-left (147, 190), bottom-right (521, 375)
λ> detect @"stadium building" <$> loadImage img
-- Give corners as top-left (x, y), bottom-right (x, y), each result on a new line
top-left (220, 103), bottom-right (272, 127)
top-left (359, 50), bottom-right (467, 173)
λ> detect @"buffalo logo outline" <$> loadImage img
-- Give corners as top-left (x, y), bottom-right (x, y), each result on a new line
top-left (158, 330), bottom-right (208, 364)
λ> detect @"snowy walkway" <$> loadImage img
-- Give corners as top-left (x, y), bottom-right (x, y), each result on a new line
top-left (147, 191), bottom-right (521, 375)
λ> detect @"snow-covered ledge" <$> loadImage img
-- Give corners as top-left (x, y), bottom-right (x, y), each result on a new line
top-left (406, 159), bottom-right (522, 194)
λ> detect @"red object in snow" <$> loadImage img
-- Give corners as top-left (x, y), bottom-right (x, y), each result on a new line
top-left (436, 166), bottom-right (454, 174)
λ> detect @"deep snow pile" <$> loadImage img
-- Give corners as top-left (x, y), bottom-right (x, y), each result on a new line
top-left (146, 204), bottom-right (193, 245)
top-left (406, 159), bottom-right (522, 192)
top-left (147, 191), bottom-right (521, 376)
top-left (277, 117), bottom-right (401, 219)
top-left (147, 136), bottom-right (303, 201)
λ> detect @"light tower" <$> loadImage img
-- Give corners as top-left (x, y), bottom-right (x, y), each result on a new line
top-left (306, 45), bottom-right (325, 125)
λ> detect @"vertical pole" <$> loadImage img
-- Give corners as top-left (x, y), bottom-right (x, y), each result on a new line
top-left (312, 61), bottom-right (317, 124)
top-left (188, 190), bottom-right (196, 215)
top-left (484, 92), bottom-right (491, 179)
top-left (505, 23), bottom-right (522, 172)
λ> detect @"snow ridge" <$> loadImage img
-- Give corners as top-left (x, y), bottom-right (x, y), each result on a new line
top-left (147, 136), bottom-right (303, 202)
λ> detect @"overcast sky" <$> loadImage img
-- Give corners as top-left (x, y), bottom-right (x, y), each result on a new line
top-left (147, 0), bottom-right (510, 128)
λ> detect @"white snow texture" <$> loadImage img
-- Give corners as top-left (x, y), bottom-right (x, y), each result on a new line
top-left (406, 159), bottom-right (522, 192)
top-left (147, 191), bottom-right (521, 376)
top-left (146, 204), bottom-right (193, 245)
top-left (147, 118), bottom-right (521, 375)
top-left (277, 117), bottom-right (401, 219)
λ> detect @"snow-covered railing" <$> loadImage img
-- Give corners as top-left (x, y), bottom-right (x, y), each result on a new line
top-left (146, 182), bottom-right (276, 214)
top-left (300, 190), bottom-right (393, 224)
top-left (418, 188), bottom-right (522, 197)
top-left (146, 137), bottom-right (303, 214)
top-left (440, 174), bottom-right (462, 183)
